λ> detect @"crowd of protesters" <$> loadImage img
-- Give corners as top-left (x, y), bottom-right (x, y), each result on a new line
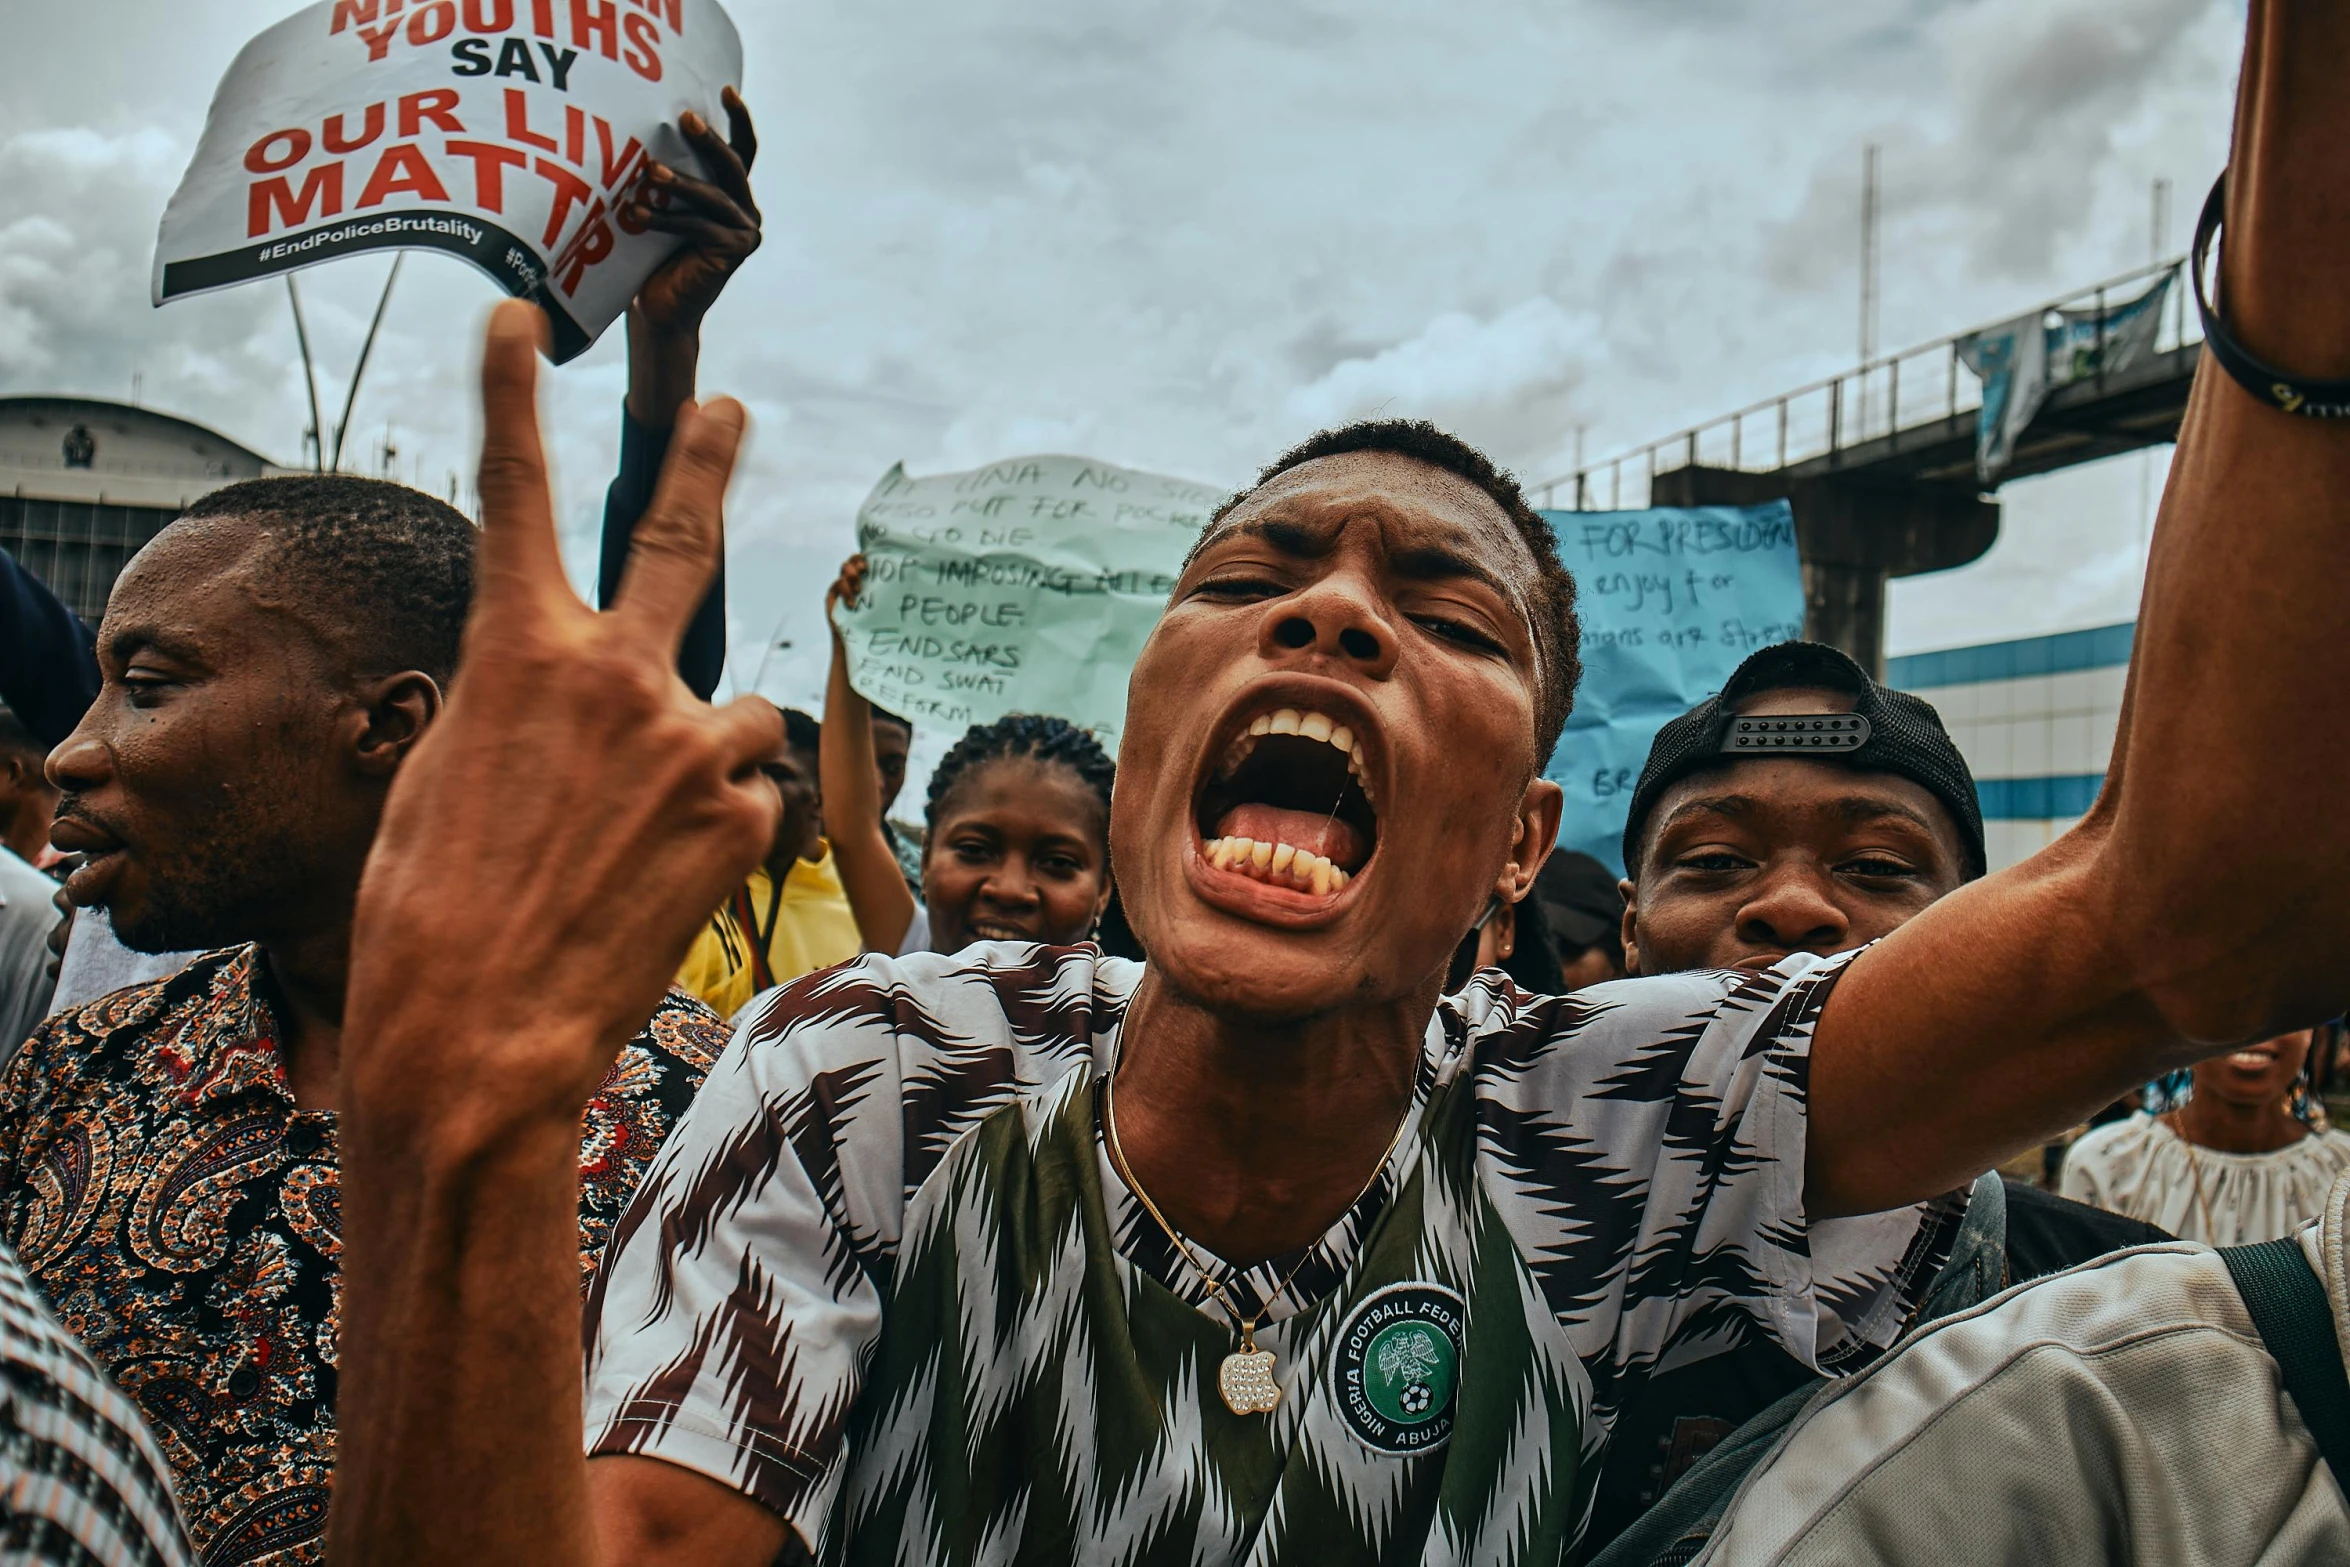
top-left (6, 7), bottom-right (2350, 1563)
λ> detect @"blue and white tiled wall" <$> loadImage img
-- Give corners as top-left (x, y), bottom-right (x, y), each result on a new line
top-left (1886, 622), bottom-right (2132, 873)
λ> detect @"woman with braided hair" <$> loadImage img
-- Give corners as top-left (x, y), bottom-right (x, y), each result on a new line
top-left (822, 556), bottom-right (1116, 955)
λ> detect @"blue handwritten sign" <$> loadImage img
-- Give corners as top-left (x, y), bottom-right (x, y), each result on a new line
top-left (1540, 502), bottom-right (1804, 875)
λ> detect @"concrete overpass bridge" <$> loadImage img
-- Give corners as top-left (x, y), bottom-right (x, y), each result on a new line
top-left (1534, 256), bottom-right (2201, 673)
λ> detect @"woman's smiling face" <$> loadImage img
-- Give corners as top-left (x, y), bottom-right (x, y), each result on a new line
top-left (2192, 1028), bottom-right (2316, 1111)
top-left (922, 756), bottom-right (1111, 951)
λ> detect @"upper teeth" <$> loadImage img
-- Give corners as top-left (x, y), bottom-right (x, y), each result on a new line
top-left (1227, 707), bottom-right (1371, 797)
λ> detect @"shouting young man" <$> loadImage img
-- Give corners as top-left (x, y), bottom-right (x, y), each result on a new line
top-left (332, 7), bottom-right (2350, 1562)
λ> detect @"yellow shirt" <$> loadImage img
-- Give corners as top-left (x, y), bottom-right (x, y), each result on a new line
top-left (674, 846), bottom-right (863, 1020)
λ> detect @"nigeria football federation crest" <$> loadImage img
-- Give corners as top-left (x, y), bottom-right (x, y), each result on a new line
top-left (1331, 1281), bottom-right (1465, 1455)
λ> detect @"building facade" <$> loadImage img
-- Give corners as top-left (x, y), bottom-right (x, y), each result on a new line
top-left (1888, 622), bottom-right (2132, 872)
top-left (0, 397), bottom-right (282, 623)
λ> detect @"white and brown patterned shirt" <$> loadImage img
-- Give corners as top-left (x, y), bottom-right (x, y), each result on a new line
top-left (582, 945), bottom-right (1956, 1563)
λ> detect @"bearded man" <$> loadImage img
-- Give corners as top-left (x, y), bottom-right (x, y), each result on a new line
top-left (329, 7), bottom-right (2350, 1563)
top-left (0, 477), bottom-right (730, 1562)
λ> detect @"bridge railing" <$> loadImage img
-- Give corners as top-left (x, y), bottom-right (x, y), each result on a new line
top-left (1535, 255), bottom-right (2198, 511)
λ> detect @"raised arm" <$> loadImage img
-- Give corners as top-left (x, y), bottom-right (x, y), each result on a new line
top-left (822, 555), bottom-right (920, 953)
top-left (1809, 0), bottom-right (2350, 1216)
top-left (596, 88), bottom-right (761, 700)
top-left (329, 303), bottom-right (787, 1567)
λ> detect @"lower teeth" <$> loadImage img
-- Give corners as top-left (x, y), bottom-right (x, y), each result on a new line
top-left (1205, 837), bottom-right (1351, 895)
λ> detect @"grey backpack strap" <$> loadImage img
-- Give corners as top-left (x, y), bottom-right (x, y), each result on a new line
top-left (2221, 1237), bottom-right (2350, 1495)
top-left (1915, 1170), bottom-right (2007, 1324)
top-left (1588, 1174), bottom-right (2009, 1565)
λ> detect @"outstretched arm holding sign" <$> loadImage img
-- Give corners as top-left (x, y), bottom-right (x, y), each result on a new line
top-left (822, 554), bottom-right (922, 955)
top-left (596, 89), bottom-right (761, 699)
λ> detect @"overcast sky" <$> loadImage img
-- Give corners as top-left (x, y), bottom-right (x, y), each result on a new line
top-left (2, 0), bottom-right (2242, 750)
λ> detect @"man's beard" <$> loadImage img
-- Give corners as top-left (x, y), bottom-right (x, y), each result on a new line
top-left (105, 833), bottom-right (310, 955)
top-left (109, 880), bottom-right (246, 954)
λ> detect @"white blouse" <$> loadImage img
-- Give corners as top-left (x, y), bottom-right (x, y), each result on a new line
top-left (2058, 1112), bottom-right (2350, 1245)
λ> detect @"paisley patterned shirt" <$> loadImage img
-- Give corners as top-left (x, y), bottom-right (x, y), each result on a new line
top-left (0, 945), bottom-right (728, 1566)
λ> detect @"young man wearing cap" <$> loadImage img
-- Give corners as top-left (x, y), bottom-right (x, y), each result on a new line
top-left (1615, 640), bottom-right (1983, 979)
top-left (1584, 639), bottom-right (2169, 1554)
top-left (332, 12), bottom-right (2350, 1563)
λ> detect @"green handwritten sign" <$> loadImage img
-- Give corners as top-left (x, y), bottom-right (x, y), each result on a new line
top-left (836, 455), bottom-right (1225, 751)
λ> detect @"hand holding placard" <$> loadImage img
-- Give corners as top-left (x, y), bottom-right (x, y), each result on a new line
top-left (834, 455), bottom-right (1223, 752)
top-left (153, 0), bottom-right (744, 360)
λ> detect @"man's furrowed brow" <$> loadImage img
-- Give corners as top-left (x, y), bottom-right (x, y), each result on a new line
top-left (100, 624), bottom-right (206, 670)
top-left (1218, 515), bottom-right (1339, 557)
top-left (1207, 514), bottom-right (1514, 599)
top-left (1384, 542), bottom-right (1512, 600)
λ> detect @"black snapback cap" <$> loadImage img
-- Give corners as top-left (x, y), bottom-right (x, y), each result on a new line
top-left (1619, 641), bottom-right (1986, 879)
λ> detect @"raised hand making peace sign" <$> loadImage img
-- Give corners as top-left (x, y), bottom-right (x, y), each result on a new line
top-left (332, 305), bottom-right (784, 1563)
top-left (345, 301), bottom-right (780, 1123)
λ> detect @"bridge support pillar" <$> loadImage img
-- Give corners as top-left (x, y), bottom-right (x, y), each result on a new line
top-left (1647, 466), bottom-right (2000, 678)
top-left (1804, 559), bottom-right (1888, 677)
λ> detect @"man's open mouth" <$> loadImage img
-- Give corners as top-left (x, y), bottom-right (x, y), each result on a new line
top-left (1194, 705), bottom-right (1379, 899)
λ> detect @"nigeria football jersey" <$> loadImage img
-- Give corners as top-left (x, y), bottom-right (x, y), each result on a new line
top-left (583, 945), bottom-right (1956, 1564)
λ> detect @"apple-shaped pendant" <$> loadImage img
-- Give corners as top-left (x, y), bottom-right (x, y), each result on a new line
top-left (1219, 1346), bottom-right (1281, 1415)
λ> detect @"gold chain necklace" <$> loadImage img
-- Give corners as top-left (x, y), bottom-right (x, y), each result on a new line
top-left (1102, 1065), bottom-right (1414, 1416)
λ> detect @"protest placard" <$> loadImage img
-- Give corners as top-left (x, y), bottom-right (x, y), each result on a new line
top-left (1541, 501), bottom-right (1805, 874)
top-left (835, 456), bottom-right (1225, 754)
top-left (152, 0), bottom-right (742, 362)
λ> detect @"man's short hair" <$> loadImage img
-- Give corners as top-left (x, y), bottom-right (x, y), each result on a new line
top-left (870, 704), bottom-right (912, 736)
top-left (1212, 420), bottom-right (1581, 764)
top-left (179, 476), bottom-right (476, 684)
top-left (781, 707), bottom-right (822, 758)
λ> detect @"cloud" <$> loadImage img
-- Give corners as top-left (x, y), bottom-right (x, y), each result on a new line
top-left (1278, 298), bottom-right (1603, 466)
top-left (0, 0), bottom-right (2250, 725)
top-left (1765, 0), bottom-right (2235, 296)
top-left (0, 125), bottom-right (267, 401)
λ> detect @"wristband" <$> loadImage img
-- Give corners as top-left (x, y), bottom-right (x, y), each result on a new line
top-left (2194, 175), bottom-right (2350, 417)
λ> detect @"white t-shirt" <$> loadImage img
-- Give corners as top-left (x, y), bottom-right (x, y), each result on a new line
top-left (2060, 1112), bottom-right (2350, 1245)
top-left (1696, 1172), bottom-right (2350, 1566)
top-left (49, 906), bottom-right (197, 1018)
top-left (0, 848), bottom-right (57, 1065)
